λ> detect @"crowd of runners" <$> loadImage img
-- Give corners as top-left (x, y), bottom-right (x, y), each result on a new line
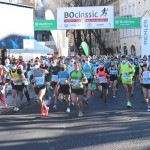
top-left (0, 54), bottom-right (150, 117)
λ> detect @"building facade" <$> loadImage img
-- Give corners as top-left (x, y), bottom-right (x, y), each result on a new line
top-left (119, 0), bottom-right (150, 56)
top-left (101, 0), bottom-right (120, 54)
top-left (0, 0), bottom-right (35, 6)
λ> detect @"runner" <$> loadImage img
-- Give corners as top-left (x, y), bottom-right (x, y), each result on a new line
top-left (119, 56), bottom-right (135, 108)
top-left (108, 61), bottom-right (118, 98)
top-left (49, 58), bottom-right (61, 111)
top-left (4, 59), bottom-right (12, 99)
top-left (31, 60), bottom-right (49, 116)
top-left (69, 61), bottom-right (88, 117)
top-left (81, 56), bottom-right (94, 104)
top-left (18, 65), bottom-right (31, 103)
top-left (0, 63), bottom-right (9, 108)
top-left (57, 64), bottom-right (70, 112)
top-left (96, 61), bottom-right (109, 103)
top-left (139, 58), bottom-right (150, 111)
top-left (10, 61), bottom-right (25, 112)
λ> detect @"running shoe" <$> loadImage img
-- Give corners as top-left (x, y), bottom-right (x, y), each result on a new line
top-left (2, 102), bottom-right (7, 108)
top-left (66, 107), bottom-right (70, 113)
top-left (41, 109), bottom-right (46, 116)
top-left (147, 106), bottom-right (150, 112)
top-left (13, 107), bottom-right (19, 112)
top-left (83, 99), bottom-right (89, 105)
top-left (83, 95), bottom-right (87, 100)
top-left (78, 112), bottom-right (83, 117)
top-left (126, 101), bottom-right (132, 108)
top-left (53, 104), bottom-right (57, 111)
top-left (113, 95), bottom-right (116, 99)
top-left (45, 107), bottom-right (49, 116)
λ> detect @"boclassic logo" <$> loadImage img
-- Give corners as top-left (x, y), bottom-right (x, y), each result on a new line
top-left (64, 8), bottom-right (108, 18)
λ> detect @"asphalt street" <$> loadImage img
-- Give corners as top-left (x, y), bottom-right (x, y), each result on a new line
top-left (0, 83), bottom-right (150, 150)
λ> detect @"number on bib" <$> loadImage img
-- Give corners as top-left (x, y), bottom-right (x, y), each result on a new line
top-left (35, 77), bottom-right (45, 85)
top-left (72, 79), bottom-right (79, 86)
top-left (99, 77), bottom-right (105, 83)
top-left (52, 75), bottom-right (58, 82)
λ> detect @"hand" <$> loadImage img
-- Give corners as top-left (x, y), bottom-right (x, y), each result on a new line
top-left (45, 82), bottom-right (50, 86)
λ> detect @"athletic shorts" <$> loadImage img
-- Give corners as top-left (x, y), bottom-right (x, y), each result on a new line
top-left (51, 81), bottom-right (57, 89)
top-left (11, 83), bottom-right (24, 92)
top-left (34, 85), bottom-right (46, 95)
top-left (59, 84), bottom-right (70, 95)
top-left (100, 83), bottom-right (109, 89)
top-left (71, 88), bottom-right (84, 95)
top-left (6, 79), bottom-right (11, 83)
top-left (85, 78), bottom-right (92, 86)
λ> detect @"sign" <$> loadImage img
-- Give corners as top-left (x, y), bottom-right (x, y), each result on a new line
top-left (57, 6), bottom-right (114, 29)
top-left (34, 20), bottom-right (57, 30)
top-left (114, 18), bottom-right (141, 28)
top-left (141, 18), bottom-right (150, 57)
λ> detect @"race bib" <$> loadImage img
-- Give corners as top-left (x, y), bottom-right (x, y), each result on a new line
top-left (35, 77), bottom-right (45, 86)
top-left (7, 74), bottom-right (11, 79)
top-left (14, 78), bottom-right (20, 85)
top-left (0, 76), bottom-right (3, 83)
top-left (99, 77), bottom-right (105, 83)
top-left (24, 79), bottom-right (29, 85)
top-left (142, 71), bottom-right (150, 84)
top-left (72, 79), bottom-right (79, 86)
top-left (60, 78), bottom-right (67, 85)
top-left (30, 67), bottom-right (35, 71)
top-left (124, 74), bottom-right (131, 79)
top-left (110, 70), bottom-right (118, 75)
top-left (51, 75), bottom-right (58, 82)
top-left (84, 72), bottom-right (91, 79)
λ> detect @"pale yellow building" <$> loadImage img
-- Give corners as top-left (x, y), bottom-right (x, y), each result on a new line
top-left (119, 0), bottom-right (150, 56)
top-left (101, 0), bottom-right (120, 54)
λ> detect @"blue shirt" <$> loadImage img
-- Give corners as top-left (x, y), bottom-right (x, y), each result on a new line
top-left (58, 71), bottom-right (69, 85)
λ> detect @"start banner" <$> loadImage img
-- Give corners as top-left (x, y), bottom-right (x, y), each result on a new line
top-left (57, 6), bottom-right (114, 29)
top-left (141, 18), bottom-right (150, 58)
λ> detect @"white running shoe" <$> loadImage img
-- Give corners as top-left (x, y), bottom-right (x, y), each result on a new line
top-left (78, 112), bottom-right (83, 117)
top-left (13, 107), bottom-right (19, 112)
top-left (66, 107), bottom-right (70, 113)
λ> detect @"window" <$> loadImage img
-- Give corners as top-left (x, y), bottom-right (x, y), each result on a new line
top-left (138, 2), bottom-right (140, 14)
top-left (132, 3), bottom-right (135, 16)
top-left (144, 0), bottom-right (147, 13)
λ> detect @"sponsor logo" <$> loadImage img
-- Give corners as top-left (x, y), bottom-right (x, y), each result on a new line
top-left (143, 20), bottom-right (148, 45)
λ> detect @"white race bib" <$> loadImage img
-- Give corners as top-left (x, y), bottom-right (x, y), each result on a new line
top-left (14, 78), bottom-right (20, 85)
top-left (142, 71), bottom-right (150, 84)
top-left (60, 78), bottom-right (67, 85)
top-left (84, 72), bottom-right (91, 79)
top-left (99, 77), bottom-right (105, 83)
top-left (51, 75), bottom-right (58, 82)
top-left (110, 70), bottom-right (118, 75)
top-left (72, 79), bottom-right (79, 86)
top-left (24, 79), bottom-right (29, 85)
top-left (124, 74), bottom-right (131, 79)
top-left (35, 77), bottom-right (45, 86)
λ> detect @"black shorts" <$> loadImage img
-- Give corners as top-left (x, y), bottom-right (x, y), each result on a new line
top-left (6, 79), bottom-right (11, 83)
top-left (100, 83), bottom-right (109, 89)
top-left (85, 78), bottom-right (92, 86)
top-left (34, 85), bottom-right (46, 95)
top-left (59, 84), bottom-right (70, 95)
top-left (71, 88), bottom-right (84, 95)
top-left (51, 82), bottom-right (57, 89)
top-left (110, 75), bottom-right (117, 81)
top-left (142, 84), bottom-right (150, 89)
top-left (11, 83), bottom-right (24, 91)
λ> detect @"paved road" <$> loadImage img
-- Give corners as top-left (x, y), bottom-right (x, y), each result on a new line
top-left (0, 83), bottom-right (150, 150)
